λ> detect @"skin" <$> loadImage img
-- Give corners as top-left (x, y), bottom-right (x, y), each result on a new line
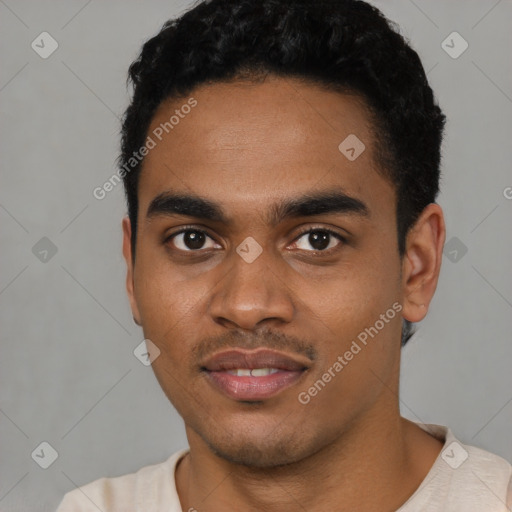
top-left (122, 75), bottom-right (446, 511)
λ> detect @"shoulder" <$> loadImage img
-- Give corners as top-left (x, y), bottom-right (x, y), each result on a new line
top-left (446, 442), bottom-right (512, 511)
top-left (405, 423), bottom-right (512, 511)
top-left (460, 442), bottom-right (512, 499)
top-left (56, 449), bottom-right (188, 512)
top-left (442, 425), bottom-right (511, 495)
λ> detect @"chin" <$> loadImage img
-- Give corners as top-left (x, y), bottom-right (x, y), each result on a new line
top-left (206, 437), bottom-right (306, 468)
top-left (192, 417), bottom-right (318, 468)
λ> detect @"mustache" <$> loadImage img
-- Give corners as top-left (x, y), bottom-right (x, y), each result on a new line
top-left (192, 327), bottom-right (317, 366)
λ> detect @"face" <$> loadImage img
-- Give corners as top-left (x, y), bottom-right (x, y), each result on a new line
top-left (124, 77), bottom-right (412, 467)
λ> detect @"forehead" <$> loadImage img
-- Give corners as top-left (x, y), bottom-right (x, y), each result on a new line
top-left (137, 76), bottom-right (394, 220)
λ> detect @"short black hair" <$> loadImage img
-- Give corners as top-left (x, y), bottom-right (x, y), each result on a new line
top-left (119, 0), bottom-right (446, 345)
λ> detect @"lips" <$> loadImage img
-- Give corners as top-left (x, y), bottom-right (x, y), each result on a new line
top-left (201, 349), bottom-right (310, 372)
top-left (201, 349), bottom-right (311, 401)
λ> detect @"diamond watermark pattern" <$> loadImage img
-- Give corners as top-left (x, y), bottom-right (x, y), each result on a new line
top-left (31, 441), bottom-right (58, 469)
top-left (443, 236), bottom-right (468, 263)
top-left (32, 237), bottom-right (58, 263)
top-left (441, 31), bottom-right (468, 59)
top-left (236, 236), bottom-right (263, 263)
top-left (31, 32), bottom-right (59, 59)
top-left (338, 134), bottom-right (365, 161)
top-left (441, 441), bottom-right (469, 469)
top-left (134, 339), bottom-right (161, 366)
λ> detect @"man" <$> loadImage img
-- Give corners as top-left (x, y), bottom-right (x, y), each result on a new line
top-left (57, 0), bottom-right (511, 510)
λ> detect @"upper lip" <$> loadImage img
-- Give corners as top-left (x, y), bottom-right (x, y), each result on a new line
top-left (201, 349), bottom-right (311, 372)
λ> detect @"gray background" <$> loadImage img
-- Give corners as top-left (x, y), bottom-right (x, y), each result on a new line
top-left (1, 1), bottom-right (511, 510)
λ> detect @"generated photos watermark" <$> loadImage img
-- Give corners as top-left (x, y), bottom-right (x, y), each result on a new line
top-left (298, 301), bottom-right (403, 405)
top-left (93, 97), bottom-right (198, 200)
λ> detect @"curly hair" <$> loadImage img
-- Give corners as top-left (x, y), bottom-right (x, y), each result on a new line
top-left (119, 0), bottom-right (446, 345)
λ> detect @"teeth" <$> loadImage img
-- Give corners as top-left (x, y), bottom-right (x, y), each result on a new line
top-left (251, 368), bottom-right (279, 377)
top-left (226, 368), bottom-right (280, 377)
top-left (232, 368), bottom-right (251, 377)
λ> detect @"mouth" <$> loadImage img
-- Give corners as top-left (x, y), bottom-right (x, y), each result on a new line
top-left (200, 348), bottom-right (311, 401)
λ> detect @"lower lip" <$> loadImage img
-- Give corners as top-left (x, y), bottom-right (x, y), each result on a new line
top-left (205, 370), bottom-right (305, 401)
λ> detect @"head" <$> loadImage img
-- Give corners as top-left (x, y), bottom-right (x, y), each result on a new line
top-left (120, 0), bottom-right (446, 467)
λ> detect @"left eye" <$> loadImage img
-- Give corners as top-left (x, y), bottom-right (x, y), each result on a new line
top-left (292, 229), bottom-right (344, 252)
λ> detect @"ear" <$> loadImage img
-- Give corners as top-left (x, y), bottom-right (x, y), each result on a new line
top-left (122, 217), bottom-right (142, 326)
top-left (401, 203), bottom-right (446, 323)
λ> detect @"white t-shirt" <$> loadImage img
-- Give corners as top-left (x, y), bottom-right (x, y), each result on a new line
top-left (57, 423), bottom-right (512, 511)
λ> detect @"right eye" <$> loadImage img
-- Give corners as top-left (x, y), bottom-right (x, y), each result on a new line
top-left (166, 229), bottom-right (221, 252)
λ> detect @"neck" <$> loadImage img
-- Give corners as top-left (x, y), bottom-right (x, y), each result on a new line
top-left (175, 401), bottom-right (443, 512)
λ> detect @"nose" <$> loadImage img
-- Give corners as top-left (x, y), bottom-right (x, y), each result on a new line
top-left (209, 248), bottom-right (295, 331)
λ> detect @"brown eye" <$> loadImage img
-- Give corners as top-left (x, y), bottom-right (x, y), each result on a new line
top-left (293, 229), bottom-right (344, 252)
top-left (168, 229), bottom-right (220, 251)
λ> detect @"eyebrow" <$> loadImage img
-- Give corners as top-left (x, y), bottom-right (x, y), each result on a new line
top-left (146, 190), bottom-right (370, 225)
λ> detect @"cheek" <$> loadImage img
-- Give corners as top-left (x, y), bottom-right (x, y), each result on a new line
top-left (296, 299), bottom-right (402, 427)
top-left (133, 254), bottom-right (199, 347)
top-left (303, 255), bottom-right (400, 331)
top-left (297, 247), bottom-right (402, 380)
top-left (133, 259), bottom-right (203, 406)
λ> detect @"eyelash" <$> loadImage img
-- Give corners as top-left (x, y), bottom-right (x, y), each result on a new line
top-left (164, 225), bottom-right (347, 254)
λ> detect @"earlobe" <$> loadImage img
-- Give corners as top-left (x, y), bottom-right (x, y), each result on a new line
top-left (122, 217), bottom-right (142, 326)
top-left (401, 203), bottom-right (446, 323)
